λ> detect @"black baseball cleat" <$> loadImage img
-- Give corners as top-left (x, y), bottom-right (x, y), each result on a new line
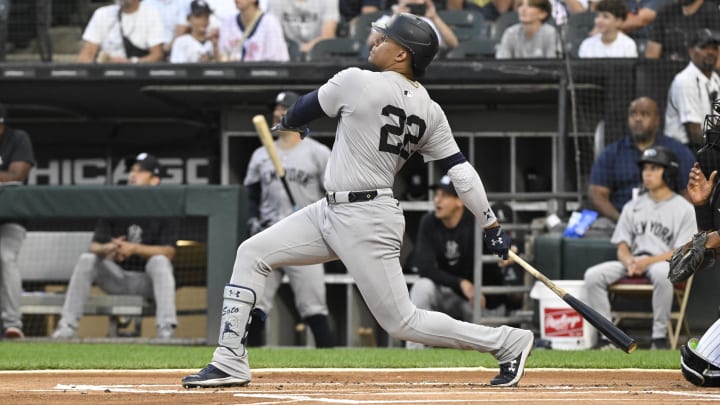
top-left (490, 331), bottom-right (534, 387)
top-left (182, 364), bottom-right (250, 388)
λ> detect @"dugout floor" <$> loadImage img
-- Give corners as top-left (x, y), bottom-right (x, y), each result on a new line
top-left (1, 368), bottom-right (718, 404)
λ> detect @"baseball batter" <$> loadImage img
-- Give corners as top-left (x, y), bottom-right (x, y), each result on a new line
top-left (244, 91), bottom-right (335, 348)
top-left (584, 146), bottom-right (697, 349)
top-left (183, 13), bottom-right (534, 389)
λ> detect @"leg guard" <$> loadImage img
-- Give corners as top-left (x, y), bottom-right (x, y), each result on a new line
top-left (219, 284), bottom-right (256, 357)
top-left (681, 339), bottom-right (720, 387)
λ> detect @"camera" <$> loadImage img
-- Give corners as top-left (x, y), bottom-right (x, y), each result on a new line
top-left (407, 3), bottom-right (427, 15)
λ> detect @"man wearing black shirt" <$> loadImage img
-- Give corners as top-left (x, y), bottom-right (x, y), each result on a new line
top-left (406, 176), bottom-right (507, 349)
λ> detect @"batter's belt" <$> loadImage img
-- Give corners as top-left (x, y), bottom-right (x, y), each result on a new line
top-left (325, 188), bottom-right (393, 204)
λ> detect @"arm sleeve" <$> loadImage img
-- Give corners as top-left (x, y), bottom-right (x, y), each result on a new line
top-left (447, 162), bottom-right (496, 228)
top-left (284, 89), bottom-right (327, 127)
top-left (676, 203), bottom-right (699, 248)
top-left (9, 130), bottom-right (35, 165)
top-left (610, 203), bottom-right (634, 246)
top-left (92, 219), bottom-right (111, 243)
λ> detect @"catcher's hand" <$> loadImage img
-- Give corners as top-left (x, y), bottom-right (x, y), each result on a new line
top-left (668, 231), bottom-right (717, 283)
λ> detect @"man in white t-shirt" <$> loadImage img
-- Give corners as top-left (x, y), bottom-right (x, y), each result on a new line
top-left (578, 0), bottom-right (637, 58)
top-left (665, 29), bottom-right (720, 149)
top-left (78, 0), bottom-right (165, 63)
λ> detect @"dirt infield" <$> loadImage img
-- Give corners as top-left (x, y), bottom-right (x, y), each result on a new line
top-left (2, 368), bottom-right (718, 404)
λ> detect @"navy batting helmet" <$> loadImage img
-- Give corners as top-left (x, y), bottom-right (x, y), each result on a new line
top-left (372, 13), bottom-right (439, 77)
top-left (637, 145), bottom-right (680, 191)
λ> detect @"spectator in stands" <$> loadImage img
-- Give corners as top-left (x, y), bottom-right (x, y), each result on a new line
top-left (463, 0), bottom-right (514, 22)
top-left (405, 176), bottom-right (520, 349)
top-left (588, 97), bottom-right (694, 224)
top-left (620, 0), bottom-right (659, 49)
top-left (578, 0), bottom-right (637, 58)
top-left (367, 0), bottom-right (458, 52)
top-left (170, 0), bottom-right (218, 63)
top-left (218, 0), bottom-right (289, 62)
top-left (0, 103), bottom-right (35, 339)
top-left (52, 153), bottom-right (179, 340)
top-left (267, 0), bottom-right (339, 56)
top-left (339, 0), bottom-right (382, 37)
top-left (664, 29), bottom-right (720, 149)
top-left (244, 91), bottom-right (335, 348)
top-left (644, 0), bottom-right (720, 64)
top-left (145, 0), bottom-right (192, 55)
top-left (584, 145), bottom-right (696, 350)
top-left (0, 0), bottom-right (52, 62)
top-left (77, 0), bottom-right (165, 63)
top-left (495, 0), bottom-right (559, 59)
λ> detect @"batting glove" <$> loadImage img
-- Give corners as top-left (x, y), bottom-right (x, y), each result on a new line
top-left (484, 226), bottom-right (511, 260)
top-left (270, 116), bottom-right (310, 139)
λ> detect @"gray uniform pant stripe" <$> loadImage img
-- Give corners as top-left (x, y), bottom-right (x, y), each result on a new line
top-left (0, 223), bottom-right (26, 329)
top-left (59, 253), bottom-right (177, 328)
top-left (584, 260), bottom-right (672, 339)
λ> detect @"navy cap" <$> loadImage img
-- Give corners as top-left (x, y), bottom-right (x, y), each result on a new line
top-left (430, 175), bottom-right (457, 196)
top-left (134, 153), bottom-right (161, 176)
top-left (190, 0), bottom-right (212, 16)
top-left (689, 28), bottom-right (720, 47)
top-left (274, 91), bottom-right (299, 108)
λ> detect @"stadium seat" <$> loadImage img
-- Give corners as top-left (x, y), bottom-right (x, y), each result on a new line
top-left (609, 275), bottom-right (694, 350)
top-left (351, 10), bottom-right (391, 42)
top-left (306, 38), bottom-right (364, 62)
top-left (564, 11), bottom-right (596, 58)
top-left (492, 11), bottom-right (518, 41)
top-left (445, 38), bottom-right (498, 59)
top-left (437, 9), bottom-right (487, 42)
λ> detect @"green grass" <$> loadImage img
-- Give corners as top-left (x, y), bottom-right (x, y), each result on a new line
top-left (0, 343), bottom-right (681, 370)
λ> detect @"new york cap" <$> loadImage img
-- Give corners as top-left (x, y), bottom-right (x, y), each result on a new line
top-left (430, 175), bottom-right (457, 196)
top-left (134, 152), bottom-right (161, 176)
top-left (190, 0), bottom-right (212, 16)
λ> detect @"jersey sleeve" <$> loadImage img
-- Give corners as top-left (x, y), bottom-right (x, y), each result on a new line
top-left (9, 129), bottom-right (35, 166)
top-left (588, 147), bottom-right (614, 187)
top-left (145, 6), bottom-right (167, 47)
top-left (418, 102), bottom-right (460, 162)
top-left (157, 219), bottom-right (179, 247)
top-left (610, 201), bottom-right (634, 247)
top-left (317, 67), bottom-right (366, 118)
top-left (243, 147), bottom-right (264, 186)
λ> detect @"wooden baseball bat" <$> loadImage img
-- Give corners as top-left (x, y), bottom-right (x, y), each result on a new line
top-left (508, 250), bottom-right (637, 353)
top-left (252, 114), bottom-right (297, 208)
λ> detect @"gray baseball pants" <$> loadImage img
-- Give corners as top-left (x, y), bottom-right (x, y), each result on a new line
top-left (584, 260), bottom-right (672, 339)
top-left (58, 253), bottom-right (177, 329)
top-left (211, 196), bottom-right (531, 378)
top-left (0, 223), bottom-right (26, 330)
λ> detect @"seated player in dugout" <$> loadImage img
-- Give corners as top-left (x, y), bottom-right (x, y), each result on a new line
top-left (406, 176), bottom-right (522, 349)
top-left (52, 153), bottom-right (179, 340)
top-left (584, 146), bottom-right (697, 350)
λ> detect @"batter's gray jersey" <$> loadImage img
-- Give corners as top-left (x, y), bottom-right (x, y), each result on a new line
top-left (612, 193), bottom-right (696, 255)
top-left (244, 137), bottom-right (330, 225)
top-left (318, 68), bottom-right (459, 191)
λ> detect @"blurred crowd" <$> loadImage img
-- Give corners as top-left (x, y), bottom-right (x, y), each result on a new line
top-left (0, 0), bottom-right (717, 65)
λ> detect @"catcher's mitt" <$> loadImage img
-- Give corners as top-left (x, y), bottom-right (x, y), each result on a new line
top-left (668, 231), bottom-right (716, 283)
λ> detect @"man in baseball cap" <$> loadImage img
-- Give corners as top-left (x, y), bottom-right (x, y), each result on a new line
top-left (190, 0), bottom-right (213, 16)
top-left (271, 91), bottom-right (299, 127)
top-left (430, 175), bottom-right (457, 196)
top-left (131, 152), bottom-right (161, 183)
top-left (688, 28), bottom-right (720, 48)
